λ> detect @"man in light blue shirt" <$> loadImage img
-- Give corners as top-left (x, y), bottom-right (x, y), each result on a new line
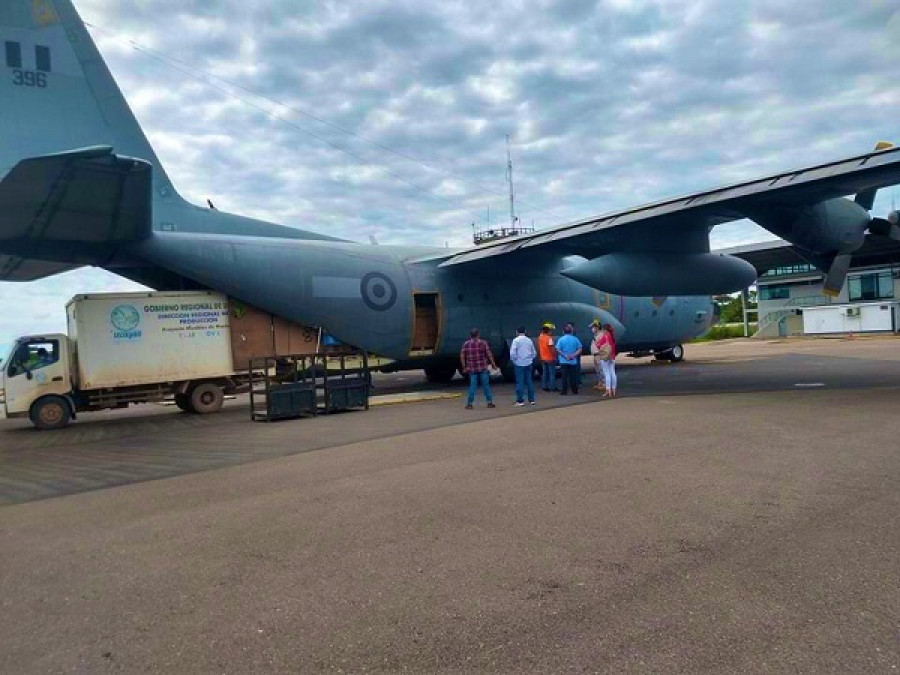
top-left (555, 323), bottom-right (583, 395)
top-left (509, 326), bottom-right (537, 405)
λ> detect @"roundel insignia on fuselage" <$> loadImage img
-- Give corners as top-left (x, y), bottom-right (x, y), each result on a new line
top-left (360, 272), bottom-right (398, 311)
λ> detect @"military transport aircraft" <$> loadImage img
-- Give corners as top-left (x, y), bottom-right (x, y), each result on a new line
top-left (2, 0), bottom-right (900, 381)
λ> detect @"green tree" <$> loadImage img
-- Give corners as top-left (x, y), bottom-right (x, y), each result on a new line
top-left (717, 293), bottom-right (757, 324)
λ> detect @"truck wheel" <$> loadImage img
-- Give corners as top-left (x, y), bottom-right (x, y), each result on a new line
top-left (174, 394), bottom-right (193, 413)
top-left (30, 396), bottom-right (72, 430)
top-left (189, 383), bottom-right (224, 414)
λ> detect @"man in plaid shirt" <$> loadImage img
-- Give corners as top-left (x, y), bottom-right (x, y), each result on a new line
top-left (460, 328), bottom-right (497, 409)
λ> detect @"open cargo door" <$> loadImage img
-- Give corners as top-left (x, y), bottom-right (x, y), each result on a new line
top-left (410, 292), bottom-right (440, 355)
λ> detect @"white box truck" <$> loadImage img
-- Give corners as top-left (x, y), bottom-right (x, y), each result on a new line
top-left (0, 291), bottom-right (320, 429)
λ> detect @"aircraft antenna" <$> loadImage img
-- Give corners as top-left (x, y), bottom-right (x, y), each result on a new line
top-left (506, 135), bottom-right (517, 229)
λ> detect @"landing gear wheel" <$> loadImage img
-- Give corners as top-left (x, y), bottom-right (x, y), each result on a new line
top-left (30, 396), bottom-right (72, 430)
top-left (655, 344), bottom-right (685, 363)
top-left (499, 362), bottom-right (516, 383)
top-left (188, 383), bottom-right (224, 414)
top-left (424, 365), bottom-right (457, 383)
top-left (174, 394), bottom-right (193, 413)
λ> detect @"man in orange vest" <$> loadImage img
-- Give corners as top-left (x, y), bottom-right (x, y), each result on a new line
top-left (538, 322), bottom-right (558, 392)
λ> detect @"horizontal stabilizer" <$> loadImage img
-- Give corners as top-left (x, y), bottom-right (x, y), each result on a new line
top-left (0, 147), bottom-right (152, 281)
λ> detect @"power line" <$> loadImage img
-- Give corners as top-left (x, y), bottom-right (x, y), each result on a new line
top-left (84, 21), bottom-right (565, 224)
top-left (85, 22), bottom-right (490, 221)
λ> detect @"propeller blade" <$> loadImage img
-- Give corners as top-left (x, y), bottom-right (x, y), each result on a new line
top-left (822, 252), bottom-right (853, 297)
top-left (855, 188), bottom-right (877, 211)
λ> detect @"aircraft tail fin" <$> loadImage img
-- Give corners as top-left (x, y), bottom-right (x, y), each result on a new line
top-left (0, 0), bottom-right (180, 202)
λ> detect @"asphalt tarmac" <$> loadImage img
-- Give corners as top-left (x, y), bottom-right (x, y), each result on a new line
top-left (1, 337), bottom-right (899, 672)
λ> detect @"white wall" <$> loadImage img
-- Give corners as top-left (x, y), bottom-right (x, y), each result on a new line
top-left (802, 302), bottom-right (898, 334)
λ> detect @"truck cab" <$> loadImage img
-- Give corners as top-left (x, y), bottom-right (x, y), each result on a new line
top-left (0, 334), bottom-right (75, 429)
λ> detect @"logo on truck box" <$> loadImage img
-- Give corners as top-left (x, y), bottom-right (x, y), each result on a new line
top-left (110, 305), bottom-right (142, 340)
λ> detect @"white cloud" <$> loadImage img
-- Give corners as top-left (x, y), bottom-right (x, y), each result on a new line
top-left (328, 164), bottom-right (386, 185)
top-left (434, 179), bottom-right (467, 197)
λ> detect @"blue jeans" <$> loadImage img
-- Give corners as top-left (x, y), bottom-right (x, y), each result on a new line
top-left (467, 370), bottom-right (492, 405)
top-left (541, 361), bottom-right (556, 390)
top-left (514, 364), bottom-right (535, 403)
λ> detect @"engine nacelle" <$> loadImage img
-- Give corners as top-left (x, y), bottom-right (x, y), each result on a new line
top-left (787, 199), bottom-right (869, 254)
top-left (561, 252), bottom-right (758, 296)
top-left (749, 197), bottom-right (871, 256)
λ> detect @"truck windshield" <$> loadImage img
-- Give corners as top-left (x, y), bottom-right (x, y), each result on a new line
top-left (0, 341), bottom-right (14, 369)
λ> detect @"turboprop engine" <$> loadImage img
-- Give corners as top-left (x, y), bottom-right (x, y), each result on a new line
top-left (751, 196), bottom-right (900, 296)
top-left (560, 251), bottom-right (758, 296)
top-left (747, 142), bottom-right (900, 296)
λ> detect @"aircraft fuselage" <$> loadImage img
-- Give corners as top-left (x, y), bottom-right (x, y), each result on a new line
top-left (131, 230), bottom-right (714, 365)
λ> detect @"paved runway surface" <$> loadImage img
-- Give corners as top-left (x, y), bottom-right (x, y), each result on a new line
top-left (1, 337), bottom-right (899, 671)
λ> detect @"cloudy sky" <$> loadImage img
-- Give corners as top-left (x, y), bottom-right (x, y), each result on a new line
top-left (2, 0), bottom-right (899, 348)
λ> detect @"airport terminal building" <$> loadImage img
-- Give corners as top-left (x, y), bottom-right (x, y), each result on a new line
top-left (724, 237), bottom-right (900, 337)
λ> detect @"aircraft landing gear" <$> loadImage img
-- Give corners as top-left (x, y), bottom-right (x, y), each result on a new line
top-left (654, 344), bottom-right (685, 363)
top-left (424, 365), bottom-right (457, 383)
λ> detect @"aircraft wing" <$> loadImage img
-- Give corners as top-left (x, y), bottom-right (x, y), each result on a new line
top-left (0, 146), bottom-right (152, 281)
top-left (439, 146), bottom-right (900, 267)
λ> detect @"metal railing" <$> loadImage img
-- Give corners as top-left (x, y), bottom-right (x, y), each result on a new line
top-left (755, 295), bottom-right (832, 337)
top-left (473, 224), bottom-right (535, 245)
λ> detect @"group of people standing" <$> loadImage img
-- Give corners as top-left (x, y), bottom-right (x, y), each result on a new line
top-left (459, 320), bottom-right (617, 408)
